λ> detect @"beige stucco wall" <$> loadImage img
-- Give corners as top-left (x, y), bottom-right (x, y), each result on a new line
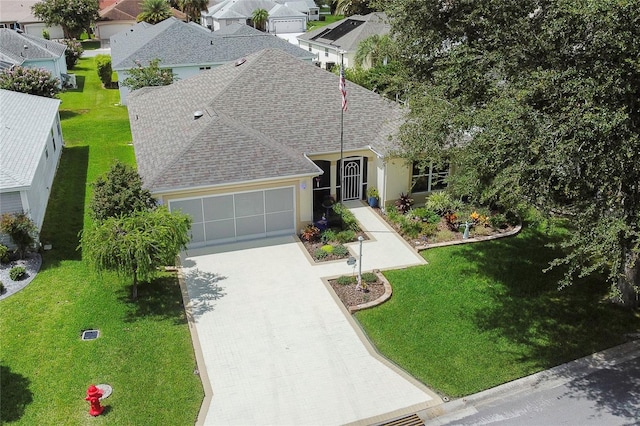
top-left (382, 157), bottom-right (411, 209)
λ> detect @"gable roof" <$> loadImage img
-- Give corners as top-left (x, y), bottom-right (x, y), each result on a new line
top-left (0, 0), bottom-right (40, 24)
top-left (98, 0), bottom-right (186, 22)
top-left (298, 12), bottom-right (389, 51)
top-left (0, 29), bottom-right (66, 65)
top-left (111, 17), bottom-right (313, 70)
top-left (0, 89), bottom-right (60, 190)
top-left (127, 48), bottom-right (403, 193)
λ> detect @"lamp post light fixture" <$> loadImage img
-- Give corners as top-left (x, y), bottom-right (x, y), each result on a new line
top-left (356, 236), bottom-right (364, 290)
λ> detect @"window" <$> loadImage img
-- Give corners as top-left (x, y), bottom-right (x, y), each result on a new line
top-left (411, 162), bottom-right (448, 193)
top-left (199, 66), bottom-right (211, 70)
top-left (324, 47), bottom-right (328, 57)
top-left (45, 148), bottom-right (49, 159)
top-left (308, 45), bottom-right (312, 52)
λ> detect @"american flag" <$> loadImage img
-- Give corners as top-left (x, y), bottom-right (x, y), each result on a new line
top-left (339, 65), bottom-right (347, 112)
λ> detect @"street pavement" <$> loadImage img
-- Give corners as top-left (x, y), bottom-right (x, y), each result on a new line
top-left (423, 340), bottom-right (640, 425)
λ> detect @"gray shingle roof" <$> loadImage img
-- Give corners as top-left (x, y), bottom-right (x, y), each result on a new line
top-left (297, 12), bottom-right (389, 51)
top-left (204, 0), bottom-right (304, 19)
top-left (0, 89), bottom-right (60, 190)
top-left (0, 29), bottom-right (66, 63)
top-left (127, 48), bottom-right (403, 193)
top-left (111, 17), bottom-right (313, 70)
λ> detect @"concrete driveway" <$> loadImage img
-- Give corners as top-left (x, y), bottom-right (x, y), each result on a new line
top-left (180, 203), bottom-right (441, 425)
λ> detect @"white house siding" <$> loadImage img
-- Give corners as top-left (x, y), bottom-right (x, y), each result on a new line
top-left (23, 23), bottom-right (64, 39)
top-left (269, 18), bottom-right (305, 34)
top-left (301, 41), bottom-right (354, 69)
top-left (24, 114), bottom-right (63, 231)
top-left (24, 56), bottom-right (68, 87)
top-left (0, 192), bottom-right (24, 216)
top-left (95, 22), bottom-right (135, 47)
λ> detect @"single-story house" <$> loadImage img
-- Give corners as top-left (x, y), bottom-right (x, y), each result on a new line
top-left (297, 12), bottom-right (390, 70)
top-left (284, 0), bottom-right (319, 21)
top-left (0, 89), bottom-right (64, 245)
top-left (127, 48), bottom-right (446, 248)
top-left (95, 0), bottom-right (187, 47)
top-left (0, 28), bottom-right (68, 86)
top-left (111, 17), bottom-right (314, 104)
top-left (201, 0), bottom-right (307, 34)
top-left (0, 0), bottom-right (64, 39)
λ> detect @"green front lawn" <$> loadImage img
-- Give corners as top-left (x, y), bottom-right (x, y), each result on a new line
top-left (356, 219), bottom-right (640, 397)
top-left (307, 14), bottom-right (345, 31)
top-left (0, 57), bottom-right (203, 424)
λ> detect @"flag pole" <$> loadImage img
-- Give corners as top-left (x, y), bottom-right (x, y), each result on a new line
top-left (339, 51), bottom-right (345, 204)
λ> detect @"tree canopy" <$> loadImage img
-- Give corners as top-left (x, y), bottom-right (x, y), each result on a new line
top-left (89, 161), bottom-right (157, 221)
top-left (0, 66), bottom-right (60, 98)
top-left (179, 0), bottom-right (208, 22)
top-left (383, 0), bottom-right (640, 307)
top-left (80, 208), bottom-right (192, 299)
top-left (32, 0), bottom-right (99, 39)
top-left (251, 8), bottom-right (269, 31)
top-left (137, 0), bottom-right (173, 24)
top-left (121, 58), bottom-right (178, 91)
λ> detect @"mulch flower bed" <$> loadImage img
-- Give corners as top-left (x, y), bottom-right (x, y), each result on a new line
top-left (328, 276), bottom-right (385, 310)
top-left (300, 230), bottom-right (368, 262)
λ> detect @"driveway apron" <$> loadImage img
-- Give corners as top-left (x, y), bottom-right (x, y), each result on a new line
top-left (181, 203), bottom-right (439, 425)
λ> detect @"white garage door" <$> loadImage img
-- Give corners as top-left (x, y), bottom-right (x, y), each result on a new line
top-left (273, 19), bottom-right (304, 33)
top-left (169, 187), bottom-right (295, 247)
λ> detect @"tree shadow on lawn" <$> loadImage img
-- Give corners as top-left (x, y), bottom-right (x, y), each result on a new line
top-left (453, 223), bottom-right (640, 368)
top-left (0, 364), bottom-right (33, 423)
top-left (39, 145), bottom-right (89, 268)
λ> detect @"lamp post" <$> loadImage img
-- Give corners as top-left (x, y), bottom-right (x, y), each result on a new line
top-left (357, 235), bottom-right (364, 290)
top-left (338, 49), bottom-right (346, 203)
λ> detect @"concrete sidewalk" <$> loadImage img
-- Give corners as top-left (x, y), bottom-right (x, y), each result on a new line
top-left (180, 202), bottom-right (439, 425)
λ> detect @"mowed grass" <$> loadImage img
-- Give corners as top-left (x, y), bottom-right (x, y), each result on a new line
top-left (307, 14), bottom-right (345, 31)
top-left (356, 219), bottom-right (640, 397)
top-left (0, 57), bottom-right (203, 424)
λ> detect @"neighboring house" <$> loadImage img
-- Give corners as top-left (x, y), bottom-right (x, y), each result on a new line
top-left (0, 89), bottom-right (63, 245)
top-left (201, 0), bottom-right (307, 34)
top-left (127, 48), bottom-right (441, 248)
top-left (297, 12), bottom-right (390, 70)
top-left (284, 0), bottom-right (319, 21)
top-left (0, 28), bottom-right (68, 86)
top-left (111, 17), bottom-right (314, 104)
top-left (0, 0), bottom-right (64, 39)
top-left (95, 0), bottom-right (187, 47)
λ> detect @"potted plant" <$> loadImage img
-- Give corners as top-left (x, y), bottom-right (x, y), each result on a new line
top-left (367, 187), bottom-right (379, 208)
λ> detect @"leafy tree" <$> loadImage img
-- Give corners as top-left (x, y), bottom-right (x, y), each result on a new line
top-left (89, 161), bottom-right (157, 221)
top-left (0, 66), bottom-right (60, 98)
top-left (62, 39), bottom-right (84, 69)
top-left (251, 8), bottom-right (269, 31)
top-left (95, 54), bottom-right (112, 88)
top-left (334, 0), bottom-right (374, 16)
top-left (121, 58), bottom-right (178, 91)
top-left (354, 34), bottom-right (395, 68)
top-left (384, 0), bottom-right (640, 307)
top-left (0, 213), bottom-right (38, 259)
top-left (32, 0), bottom-right (99, 39)
top-left (179, 0), bottom-right (208, 22)
top-left (80, 207), bottom-right (192, 299)
top-left (137, 0), bottom-right (173, 24)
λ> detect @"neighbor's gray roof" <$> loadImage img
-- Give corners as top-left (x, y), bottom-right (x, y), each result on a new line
top-left (111, 17), bottom-right (313, 70)
top-left (0, 29), bottom-right (66, 63)
top-left (298, 12), bottom-right (389, 52)
top-left (0, 89), bottom-right (60, 190)
top-left (204, 0), bottom-right (304, 19)
top-left (127, 48), bottom-right (403, 193)
top-left (0, 0), bottom-right (40, 23)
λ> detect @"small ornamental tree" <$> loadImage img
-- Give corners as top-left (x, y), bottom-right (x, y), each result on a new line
top-left (251, 8), bottom-right (268, 31)
top-left (121, 59), bottom-right (178, 91)
top-left (0, 213), bottom-right (38, 259)
top-left (0, 66), bottom-right (60, 98)
top-left (89, 161), bottom-right (157, 221)
top-left (95, 54), bottom-right (112, 88)
top-left (32, 0), bottom-right (99, 39)
top-left (62, 39), bottom-right (84, 69)
top-left (80, 207), bottom-right (192, 299)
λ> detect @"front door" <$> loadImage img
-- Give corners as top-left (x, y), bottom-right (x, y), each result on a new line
top-left (342, 157), bottom-right (362, 201)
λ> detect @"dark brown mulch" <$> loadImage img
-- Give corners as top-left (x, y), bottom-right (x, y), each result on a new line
top-left (329, 278), bottom-right (384, 310)
top-left (300, 230), bottom-right (368, 262)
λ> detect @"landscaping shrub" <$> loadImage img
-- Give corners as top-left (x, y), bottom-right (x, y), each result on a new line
top-left (385, 205), bottom-right (401, 222)
top-left (9, 266), bottom-right (26, 281)
top-left (0, 212), bottom-right (38, 259)
top-left (489, 213), bottom-right (508, 229)
top-left (0, 280), bottom-right (4, 294)
top-left (332, 203), bottom-right (359, 231)
top-left (0, 244), bottom-right (8, 263)
top-left (400, 218), bottom-right (422, 238)
top-left (472, 225), bottom-right (494, 237)
top-left (95, 54), bottom-right (112, 88)
top-left (444, 212), bottom-right (460, 230)
top-left (420, 222), bottom-right (438, 238)
top-left (62, 39), bottom-right (84, 69)
top-left (395, 192), bottom-right (414, 214)
top-left (42, 29), bottom-right (50, 40)
top-left (301, 224), bottom-right (320, 242)
top-left (0, 65), bottom-right (60, 98)
top-left (426, 192), bottom-right (455, 215)
top-left (361, 272), bottom-right (378, 283)
top-left (321, 228), bottom-right (338, 243)
top-left (313, 248), bottom-right (328, 260)
top-left (337, 275), bottom-right (356, 285)
top-left (435, 229), bottom-right (456, 242)
top-left (336, 230), bottom-right (356, 244)
top-left (332, 244), bottom-right (348, 256)
top-left (411, 207), bottom-right (441, 224)
top-left (321, 244), bottom-right (334, 254)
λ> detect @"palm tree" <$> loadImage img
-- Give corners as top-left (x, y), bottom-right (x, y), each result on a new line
top-left (334, 0), bottom-right (373, 17)
top-left (251, 8), bottom-right (269, 32)
top-left (137, 0), bottom-right (173, 24)
top-left (355, 34), bottom-right (396, 68)
top-left (179, 0), bottom-right (208, 23)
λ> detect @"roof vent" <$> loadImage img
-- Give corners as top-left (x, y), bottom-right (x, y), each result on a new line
top-left (194, 111), bottom-right (204, 120)
top-left (210, 40), bottom-right (213, 45)
top-left (235, 57), bottom-right (246, 67)
top-left (24, 44), bottom-right (28, 49)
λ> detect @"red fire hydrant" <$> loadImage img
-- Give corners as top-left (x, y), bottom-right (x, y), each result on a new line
top-left (85, 385), bottom-right (104, 416)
